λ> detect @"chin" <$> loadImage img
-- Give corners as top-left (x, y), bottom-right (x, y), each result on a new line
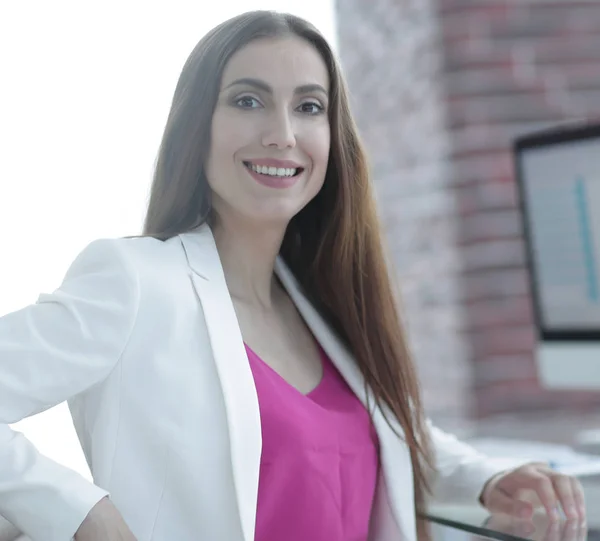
top-left (250, 201), bottom-right (305, 226)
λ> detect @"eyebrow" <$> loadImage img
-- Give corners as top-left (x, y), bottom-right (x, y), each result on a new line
top-left (223, 77), bottom-right (328, 97)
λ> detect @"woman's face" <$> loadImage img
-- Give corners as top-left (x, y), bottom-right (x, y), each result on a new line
top-left (205, 36), bottom-right (331, 228)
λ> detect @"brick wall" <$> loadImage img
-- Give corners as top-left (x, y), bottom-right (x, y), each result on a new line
top-left (439, 0), bottom-right (600, 416)
top-left (335, 0), bottom-right (474, 430)
top-left (335, 0), bottom-right (600, 421)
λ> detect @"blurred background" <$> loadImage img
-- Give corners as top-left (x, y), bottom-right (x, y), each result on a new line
top-left (334, 0), bottom-right (600, 443)
top-left (1, 0), bottom-right (600, 491)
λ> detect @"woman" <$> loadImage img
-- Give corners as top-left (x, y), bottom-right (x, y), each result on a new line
top-left (0, 10), bottom-right (586, 541)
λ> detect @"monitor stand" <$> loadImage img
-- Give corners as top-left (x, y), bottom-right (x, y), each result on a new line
top-left (537, 343), bottom-right (600, 390)
top-left (576, 429), bottom-right (600, 456)
top-left (536, 343), bottom-right (600, 456)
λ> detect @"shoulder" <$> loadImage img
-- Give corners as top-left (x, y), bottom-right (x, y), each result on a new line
top-left (79, 234), bottom-right (184, 265)
top-left (69, 227), bottom-right (219, 293)
top-left (65, 234), bottom-right (189, 289)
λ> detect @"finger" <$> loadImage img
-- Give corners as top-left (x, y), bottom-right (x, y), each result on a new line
top-left (576, 518), bottom-right (588, 541)
top-left (484, 514), bottom-right (535, 538)
top-left (562, 519), bottom-right (582, 541)
top-left (570, 478), bottom-right (586, 520)
top-left (499, 471), bottom-right (560, 521)
top-left (486, 487), bottom-right (534, 519)
top-left (512, 520), bottom-right (536, 539)
top-left (541, 518), bottom-right (561, 541)
top-left (552, 475), bottom-right (578, 519)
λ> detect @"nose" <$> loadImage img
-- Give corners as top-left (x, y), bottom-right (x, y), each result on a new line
top-left (261, 109), bottom-right (296, 149)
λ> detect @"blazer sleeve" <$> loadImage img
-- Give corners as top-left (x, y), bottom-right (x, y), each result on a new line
top-left (0, 238), bottom-right (140, 541)
top-left (427, 420), bottom-right (529, 507)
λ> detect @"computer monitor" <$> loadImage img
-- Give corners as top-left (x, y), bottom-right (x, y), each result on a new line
top-left (514, 122), bottom-right (600, 390)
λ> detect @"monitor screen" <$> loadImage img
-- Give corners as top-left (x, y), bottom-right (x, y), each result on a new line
top-left (516, 125), bottom-right (600, 338)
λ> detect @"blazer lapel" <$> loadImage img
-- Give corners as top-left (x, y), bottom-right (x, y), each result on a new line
top-left (178, 226), bottom-right (261, 541)
top-left (274, 256), bottom-right (417, 541)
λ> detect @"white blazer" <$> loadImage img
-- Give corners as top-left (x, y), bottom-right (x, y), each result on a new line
top-left (0, 225), bottom-right (517, 541)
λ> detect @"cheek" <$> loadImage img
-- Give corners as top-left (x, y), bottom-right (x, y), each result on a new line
top-left (300, 124), bottom-right (330, 170)
top-left (311, 132), bottom-right (331, 176)
top-left (210, 129), bottom-right (238, 164)
top-left (321, 134), bottom-right (331, 165)
top-left (209, 111), bottom-right (255, 164)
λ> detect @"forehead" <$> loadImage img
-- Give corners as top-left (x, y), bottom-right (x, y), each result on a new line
top-left (220, 36), bottom-right (330, 91)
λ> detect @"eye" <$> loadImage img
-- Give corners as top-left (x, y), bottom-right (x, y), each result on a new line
top-left (235, 95), bottom-right (262, 109)
top-left (297, 101), bottom-right (325, 115)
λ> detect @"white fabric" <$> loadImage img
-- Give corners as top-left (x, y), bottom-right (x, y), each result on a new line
top-left (0, 225), bottom-right (518, 541)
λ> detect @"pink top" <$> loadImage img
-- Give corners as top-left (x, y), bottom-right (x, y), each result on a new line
top-left (245, 343), bottom-right (380, 541)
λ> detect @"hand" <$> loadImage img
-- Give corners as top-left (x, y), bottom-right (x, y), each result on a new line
top-left (74, 496), bottom-right (137, 540)
top-left (480, 462), bottom-right (586, 522)
top-left (485, 513), bottom-right (587, 541)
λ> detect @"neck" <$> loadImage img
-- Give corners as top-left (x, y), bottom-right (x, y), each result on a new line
top-left (212, 216), bottom-right (286, 310)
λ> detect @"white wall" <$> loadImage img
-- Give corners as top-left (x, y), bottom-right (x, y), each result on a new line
top-left (0, 0), bottom-right (336, 478)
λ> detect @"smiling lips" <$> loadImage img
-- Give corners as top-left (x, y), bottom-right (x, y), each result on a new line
top-left (243, 159), bottom-right (305, 189)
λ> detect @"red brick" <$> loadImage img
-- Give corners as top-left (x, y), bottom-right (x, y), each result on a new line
top-left (533, 36), bottom-right (600, 64)
top-left (565, 91), bottom-right (600, 115)
top-left (465, 296), bottom-right (533, 329)
top-left (461, 238), bottom-right (526, 270)
top-left (450, 151), bottom-right (515, 185)
top-left (454, 179), bottom-right (519, 214)
top-left (495, 7), bottom-right (600, 40)
top-left (445, 48), bottom-right (515, 73)
top-left (473, 354), bottom-right (538, 384)
top-left (437, 1), bottom-right (512, 17)
top-left (462, 268), bottom-right (530, 301)
top-left (447, 94), bottom-right (568, 128)
top-left (475, 385), bottom-right (600, 418)
top-left (459, 209), bottom-right (522, 243)
top-left (438, 0), bottom-right (598, 16)
top-left (469, 325), bottom-right (537, 358)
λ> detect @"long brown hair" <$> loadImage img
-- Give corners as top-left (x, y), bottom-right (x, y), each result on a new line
top-left (144, 10), bottom-right (434, 538)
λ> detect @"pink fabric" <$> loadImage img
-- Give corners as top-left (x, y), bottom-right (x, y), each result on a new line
top-left (245, 343), bottom-right (380, 541)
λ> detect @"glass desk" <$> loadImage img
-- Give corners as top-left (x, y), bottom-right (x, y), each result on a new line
top-left (426, 477), bottom-right (600, 541)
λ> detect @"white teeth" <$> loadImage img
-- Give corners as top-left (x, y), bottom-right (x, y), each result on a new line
top-left (247, 163), bottom-right (298, 177)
